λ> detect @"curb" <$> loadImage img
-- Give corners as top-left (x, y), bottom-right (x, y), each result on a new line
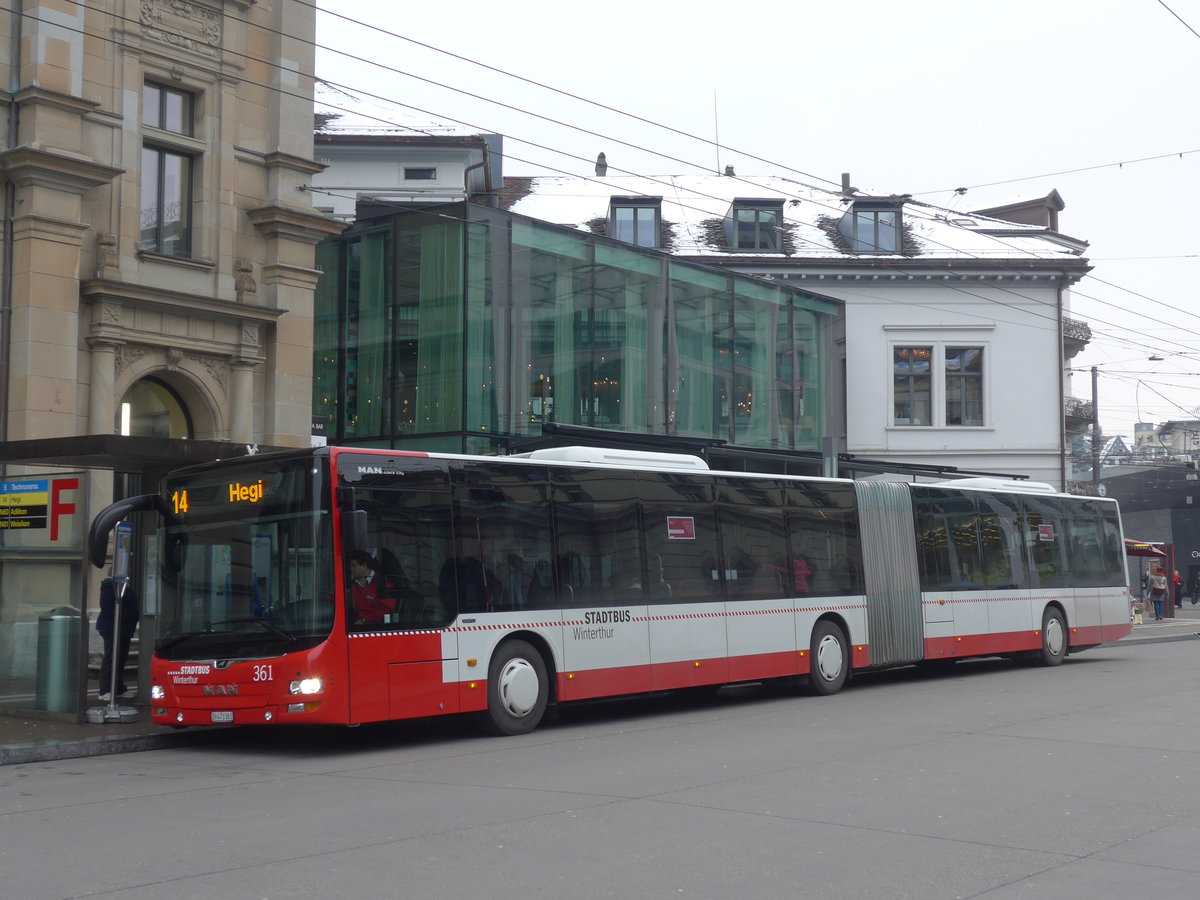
top-left (1118, 631), bottom-right (1200, 648)
top-left (0, 726), bottom-right (228, 767)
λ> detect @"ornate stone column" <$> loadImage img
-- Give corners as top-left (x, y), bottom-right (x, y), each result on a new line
top-left (85, 335), bottom-right (122, 435)
top-left (228, 358), bottom-right (257, 444)
top-left (228, 323), bottom-right (265, 444)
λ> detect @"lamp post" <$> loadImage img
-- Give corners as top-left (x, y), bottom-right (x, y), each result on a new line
top-left (1092, 366), bottom-right (1102, 486)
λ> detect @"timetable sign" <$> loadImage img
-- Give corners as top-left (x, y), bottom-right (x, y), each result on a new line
top-left (0, 480), bottom-right (49, 530)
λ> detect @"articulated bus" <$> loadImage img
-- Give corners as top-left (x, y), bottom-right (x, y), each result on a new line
top-left (88, 445), bottom-right (1132, 735)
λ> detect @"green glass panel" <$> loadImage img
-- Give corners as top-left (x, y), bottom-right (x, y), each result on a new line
top-left (465, 219), bottom-right (497, 436)
top-left (311, 240), bottom-right (340, 440)
top-left (413, 221), bottom-right (463, 435)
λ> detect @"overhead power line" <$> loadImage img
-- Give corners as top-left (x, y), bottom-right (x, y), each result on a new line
top-left (913, 148), bottom-right (1200, 197)
top-left (31, 4), bottom-right (1200, 371)
top-left (300, 0), bottom-right (846, 191)
top-left (1157, 0), bottom-right (1200, 41)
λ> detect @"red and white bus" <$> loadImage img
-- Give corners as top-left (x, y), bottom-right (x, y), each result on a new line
top-left (89, 445), bottom-right (1132, 735)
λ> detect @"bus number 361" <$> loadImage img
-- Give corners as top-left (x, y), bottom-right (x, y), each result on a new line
top-left (253, 665), bottom-right (273, 682)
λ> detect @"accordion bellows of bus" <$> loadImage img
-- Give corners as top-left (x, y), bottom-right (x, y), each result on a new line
top-left (89, 445), bottom-right (1132, 736)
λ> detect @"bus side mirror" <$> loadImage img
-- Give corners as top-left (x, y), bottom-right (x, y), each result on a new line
top-left (342, 509), bottom-right (368, 553)
top-left (89, 494), bottom-right (169, 568)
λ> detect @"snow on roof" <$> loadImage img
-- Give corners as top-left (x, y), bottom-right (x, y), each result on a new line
top-left (504, 174), bottom-right (1084, 262)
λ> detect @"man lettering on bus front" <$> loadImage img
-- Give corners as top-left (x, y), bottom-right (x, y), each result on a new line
top-left (349, 551), bottom-right (394, 626)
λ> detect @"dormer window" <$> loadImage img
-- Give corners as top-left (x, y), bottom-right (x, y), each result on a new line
top-left (843, 201), bottom-right (901, 252)
top-left (609, 196), bottom-right (661, 248)
top-left (728, 200), bottom-right (784, 251)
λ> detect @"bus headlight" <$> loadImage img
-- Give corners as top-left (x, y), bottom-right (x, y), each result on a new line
top-left (289, 678), bottom-right (322, 695)
top-left (151, 684), bottom-right (165, 700)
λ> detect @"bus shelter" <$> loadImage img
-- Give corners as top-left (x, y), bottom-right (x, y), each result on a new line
top-left (0, 435), bottom-right (268, 722)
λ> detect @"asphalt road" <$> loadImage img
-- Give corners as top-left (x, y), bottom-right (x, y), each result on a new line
top-left (3, 639), bottom-right (1199, 900)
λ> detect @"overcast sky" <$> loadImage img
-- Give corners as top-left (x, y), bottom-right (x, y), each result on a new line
top-left (314, 0), bottom-right (1200, 442)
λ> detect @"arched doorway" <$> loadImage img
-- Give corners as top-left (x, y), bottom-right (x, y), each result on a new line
top-left (117, 377), bottom-right (194, 438)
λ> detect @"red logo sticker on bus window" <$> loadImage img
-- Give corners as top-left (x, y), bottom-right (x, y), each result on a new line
top-left (666, 516), bottom-right (696, 540)
top-left (1038, 524), bottom-right (1056, 542)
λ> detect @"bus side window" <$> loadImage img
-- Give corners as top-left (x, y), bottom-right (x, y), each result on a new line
top-left (716, 476), bottom-right (788, 602)
top-left (638, 472), bottom-right (718, 603)
top-left (785, 481), bottom-right (862, 597)
top-left (551, 466), bottom-right (643, 608)
top-left (451, 462), bottom-right (553, 611)
top-left (351, 464), bottom-right (456, 629)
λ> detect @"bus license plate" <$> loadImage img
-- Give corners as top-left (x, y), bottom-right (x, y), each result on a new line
top-left (211, 711), bottom-right (233, 723)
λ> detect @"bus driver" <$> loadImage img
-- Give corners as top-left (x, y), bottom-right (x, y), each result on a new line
top-left (349, 551), bottom-right (395, 625)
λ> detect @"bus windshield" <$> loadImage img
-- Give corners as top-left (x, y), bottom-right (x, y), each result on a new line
top-left (156, 455), bottom-right (334, 660)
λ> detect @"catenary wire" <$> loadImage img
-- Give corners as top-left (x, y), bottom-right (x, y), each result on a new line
top-left (37, 5), bottom-right (1199, 377)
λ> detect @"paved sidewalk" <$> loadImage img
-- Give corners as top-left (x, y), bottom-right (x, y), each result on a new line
top-left (3, 603), bottom-right (1198, 766)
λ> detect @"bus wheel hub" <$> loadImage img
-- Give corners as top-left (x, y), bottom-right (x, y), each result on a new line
top-left (497, 658), bottom-right (539, 716)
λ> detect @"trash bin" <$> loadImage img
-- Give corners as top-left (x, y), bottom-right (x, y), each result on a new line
top-left (36, 606), bottom-right (81, 713)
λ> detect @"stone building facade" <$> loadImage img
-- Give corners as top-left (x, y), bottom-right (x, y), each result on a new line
top-left (0, 0), bottom-right (339, 712)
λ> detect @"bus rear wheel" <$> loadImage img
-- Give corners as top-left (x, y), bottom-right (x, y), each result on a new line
top-left (808, 621), bottom-right (849, 695)
top-left (480, 639), bottom-right (549, 736)
top-left (1037, 607), bottom-right (1067, 667)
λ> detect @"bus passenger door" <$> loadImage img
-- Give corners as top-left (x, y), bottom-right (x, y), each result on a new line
top-left (338, 455), bottom-right (459, 724)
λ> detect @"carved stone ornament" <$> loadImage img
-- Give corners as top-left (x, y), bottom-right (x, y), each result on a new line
top-left (166, 347), bottom-right (184, 372)
top-left (241, 323), bottom-right (260, 347)
top-left (140, 0), bottom-right (222, 59)
top-left (114, 345), bottom-right (153, 375)
top-left (95, 232), bottom-right (119, 279)
top-left (235, 258), bottom-right (257, 302)
top-left (100, 301), bottom-right (122, 325)
top-left (196, 354), bottom-right (228, 392)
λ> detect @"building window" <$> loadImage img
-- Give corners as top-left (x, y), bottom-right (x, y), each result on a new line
top-left (893, 346), bottom-right (932, 426)
top-left (404, 167), bottom-right (437, 180)
top-left (141, 82), bottom-right (196, 257)
top-left (945, 346), bottom-right (984, 426)
top-left (141, 147), bottom-right (192, 257)
top-left (142, 83), bottom-right (193, 135)
top-left (850, 206), bottom-right (899, 252)
top-left (610, 199), bottom-right (660, 248)
top-left (893, 344), bottom-right (986, 427)
top-left (117, 377), bottom-right (193, 438)
top-left (733, 205), bottom-right (782, 251)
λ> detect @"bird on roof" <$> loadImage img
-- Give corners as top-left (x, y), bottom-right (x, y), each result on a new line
top-left (595, 152), bottom-right (607, 176)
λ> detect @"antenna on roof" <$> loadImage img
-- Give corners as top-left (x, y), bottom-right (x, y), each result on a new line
top-left (713, 89), bottom-right (721, 174)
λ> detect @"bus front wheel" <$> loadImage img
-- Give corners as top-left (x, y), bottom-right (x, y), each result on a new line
top-left (1037, 607), bottom-right (1067, 667)
top-left (480, 639), bottom-right (549, 736)
top-left (808, 621), bottom-right (849, 695)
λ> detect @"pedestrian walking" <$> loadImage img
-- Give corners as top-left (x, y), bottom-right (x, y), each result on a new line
top-left (1147, 564), bottom-right (1169, 621)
